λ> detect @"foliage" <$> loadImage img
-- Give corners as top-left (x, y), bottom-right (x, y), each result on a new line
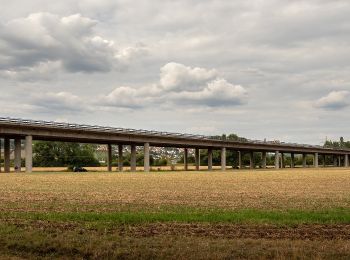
top-left (33, 141), bottom-right (100, 168)
top-left (324, 137), bottom-right (350, 149)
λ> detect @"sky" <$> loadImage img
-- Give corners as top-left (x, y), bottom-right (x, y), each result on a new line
top-left (0, 0), bottom-right (349, 145)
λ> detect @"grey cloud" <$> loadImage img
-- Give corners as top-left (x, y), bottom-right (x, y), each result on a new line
top-left (30, 91), bottom-right (86, 113)
top-left (1, 0), bottom-right (350, 144)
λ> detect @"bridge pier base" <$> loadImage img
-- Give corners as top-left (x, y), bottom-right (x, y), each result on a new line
top-left (345, 154), bottom-right (349, 167)
top-left (221, 147), bottom-right (226, 171)
top-left (208, 148), bottom-right (213, 171)
top-left (131, 144), bottom-right (136, 171)
top-left (118, 144), bottom-right (123, 172)
top-left (144, 143), bottom-right (150, 172)
top-left (25, 136), bottom-right (32, 173)
top-left (275, 151), bottom-right (280, 169)
top-left (14, 138), bottom-right (21, 173)
top-left (4, 138), bottom-right (10, 173)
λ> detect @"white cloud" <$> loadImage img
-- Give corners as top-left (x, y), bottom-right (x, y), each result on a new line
top-left (99, 63), bottom-right (247, 109)
top-left (0, 12), bottom-right (147, 74)
top-left (159, 62), bottom-right (218, 91)
top-left (314, 90), bottom-right (349, 110)
top-left (172, 79), bottom-right (247, 106)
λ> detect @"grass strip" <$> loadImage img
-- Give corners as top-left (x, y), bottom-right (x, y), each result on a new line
top-left (1, 208), bottom-right (350, 225)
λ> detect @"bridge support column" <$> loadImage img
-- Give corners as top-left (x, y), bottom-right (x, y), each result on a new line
top-left (14, 138), bottom-right (21, 173)
top-left (195, 148), bottom-right (200, 171)
top-left (262, 151), bottom-right (267, 169)
top-left (0, 139), bottom-right (2, 173)
top-left (238, 151), bottom-right (242, 169)
top-left (291, 153), bottom-right (295, 168)
top-left (345, 154), bottom-right (349, 167)
top-left (4, 138), bottom-right (10, 173)
top-left (144, 143), bottom-right (150, 172)
top-left (130, 144), bottom-right (136, 171)
top-left (333, 155), bottom-right (337, 167)
top-left (107, 144), bottom-right (112, 172)
top-left (302, 154), bottom-right (307, 168)
top-left (275, 151), bottom-right (280, 169)
top-left (323, 155), bottom-right (326, 167)
top-left (314, 153), bottom-right (319, 168)
top-left (281, 153), bottom-right (284, 168)
top-left (184, 148), bottom-right (188, 171)
top-left (25, 136), bottom-right (32, 173)
top-left (249, 151), bottom-right (254, 169)
top-left (208, 148), bottom-right (213, 171)
top-left (118, 144), bottom-right (123, 172)
top-left (221, 147), bottom-right (226, 171)
top-left (338, 155), bottom-right (341, 167)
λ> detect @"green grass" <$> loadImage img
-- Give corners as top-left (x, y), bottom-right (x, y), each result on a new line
top-left (2, 207), bottom-right (350, 226)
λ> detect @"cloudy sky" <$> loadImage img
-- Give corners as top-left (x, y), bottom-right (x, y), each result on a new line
top-left (0, 0), bottom-right (349, 144)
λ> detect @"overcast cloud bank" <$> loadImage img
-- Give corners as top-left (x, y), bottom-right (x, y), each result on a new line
top-left (1, 1), bottom-right (350, 144)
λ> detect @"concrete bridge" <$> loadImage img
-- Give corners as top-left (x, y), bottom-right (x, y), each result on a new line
top-left (0, 117), bottom-right (349, 173)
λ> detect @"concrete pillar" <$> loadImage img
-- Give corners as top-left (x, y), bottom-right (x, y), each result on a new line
top-left (130, 144), bottom-right (137, 171)
top-left (107, 144), bottom-right (112, 172)
top-left (238, 151), bottom-right (242, 169)
top-left (345, 154), bottom-right (349, 167)
top-left (314, 153), bottom-right (319, 168)
top-left (275, 151), bottom-right (280, 169)
top-left (184, 148), bottom-right (188, 171)
top-left (14, 138), bottom-right (21, 173)
top-left (281, 153), bottom-right (284, 168)
top-left (208, 148), bottom-right (213, 171)
top-left (302, 154), bottom-right (307, 168)
top-left (4, 138), bottom-right (10, 173)
top-left (118, 144), bottom-right (123, 172)
top-left (333, 155), bottom-right (338, 167)
top-left (195, 148), bottom-right (200, 171)
top-left (0, 139), bottom-right (2, 173)
top-left (144, 142), bottom-right (150, 172)
top-left (25, 136), bottom-right (32, 173)
top-left (249, 151), bottom-right (254, 169)
top-left (262, 151), bottom-right (267, 169)
top-left (221, 147), bottom-right (226, 171)
top-left (323, 155), bottom-right (326, 167)
top-left (291, 153), bottom-right (295, 168)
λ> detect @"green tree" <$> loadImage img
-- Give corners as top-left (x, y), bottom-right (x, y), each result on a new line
top-left (33, 141), bottom-right (100, 168)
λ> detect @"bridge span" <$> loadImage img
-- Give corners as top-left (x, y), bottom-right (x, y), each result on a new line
top-left (0, 117), bottom-right (349, 173)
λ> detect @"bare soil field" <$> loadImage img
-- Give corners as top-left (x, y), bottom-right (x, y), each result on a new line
top-left (0, 168), bottom-right (349, 259)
